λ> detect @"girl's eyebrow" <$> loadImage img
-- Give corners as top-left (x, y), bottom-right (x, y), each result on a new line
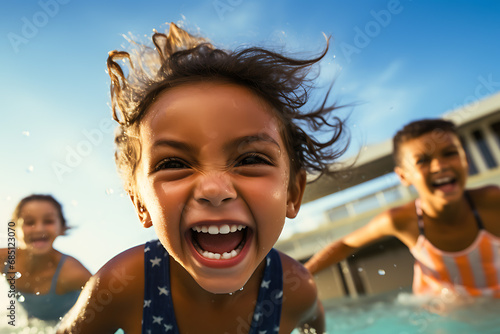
top-left (227, 134), bottom-right (281, 151)
top-left (151, 134), bottom-right (281, 152)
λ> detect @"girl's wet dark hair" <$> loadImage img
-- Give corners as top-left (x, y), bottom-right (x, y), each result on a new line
top-left (107, 23), bottom-right (349, 197)
top-left (12, 194), bottom-right (69, 233)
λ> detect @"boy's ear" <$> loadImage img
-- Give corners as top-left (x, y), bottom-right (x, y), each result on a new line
top-left (286, 170), bottom-right (307, 219)
top-left (129, 194), bottom-right (153, 228)
top-left (394, 165), bottom-right (411, 187)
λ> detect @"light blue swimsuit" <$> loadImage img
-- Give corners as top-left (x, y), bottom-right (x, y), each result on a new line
top-left (142, 240), bottom-right (283, 333)
top-left (4, 254), bottom-right (81, 321)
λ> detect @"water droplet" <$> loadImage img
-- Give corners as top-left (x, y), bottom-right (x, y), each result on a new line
top-left (26, 165), bottom-right (34, 173)
top-left (228, 292), bottom-right (233, 296)
top-left (35, 291), bottom-right (40, 295)
top-left (14, 272), bottom-right (22, 279)
top-left (378, 269), bottom-right (386, 276)
top-left (18, 294), bottom-right (25, 302)
top-left (357, 267), bottom-right (363, 272)
top-left (394, 264), bottom-right (397, 267)
top-left (22, 131), bottom-right (30, 137)
top-left (239, 286), bottom-right (244, 291)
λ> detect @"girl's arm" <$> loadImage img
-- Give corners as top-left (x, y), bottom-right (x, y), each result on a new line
top-left (56, 245), bottom-right (145, 334)
top-left (279, 252), bottom-right (326, 333)
top-left (305, 210), bottom-right (396, 275)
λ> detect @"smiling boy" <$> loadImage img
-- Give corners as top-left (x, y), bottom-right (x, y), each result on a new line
top-left (306, 119), bottom-right (500, 297)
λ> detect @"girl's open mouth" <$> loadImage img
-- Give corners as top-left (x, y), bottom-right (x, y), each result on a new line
top-left (188, 223), bottom-right (252, 268)
top-left (431, 176), bottom-right (458, 193)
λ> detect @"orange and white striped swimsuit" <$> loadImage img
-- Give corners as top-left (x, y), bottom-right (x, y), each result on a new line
top-left (410, 193), bottom-right (500, 297)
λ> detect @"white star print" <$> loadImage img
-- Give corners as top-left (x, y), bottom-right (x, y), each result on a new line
top-left (158, 286), bottom-right (169, 296)
top-left (267, 257), bottom-right (271, 266)
top-left (259, 331), bottom-right (267, 334)
top-left (152, 315), bottom-right (163, 325)
top-left (150, 257), bottom-right (162, 267)
top-left (254, 312), bottom-right (262, 321)
top-left (261, 280), bottom-right (271, 288)
top-left (274, 326), bottom-right (280, 332)
top-left (275, 290), bottom-right (283, 299)
top-left (144, 246), bottom-right (151, 253)
top-left (144, 299), bottom-right (151, 308)
top-left (164, 324), bottom-right (173, 332)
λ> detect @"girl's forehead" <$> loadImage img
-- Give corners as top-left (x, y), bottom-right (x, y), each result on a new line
top-left (403, 131), bottom-right (461, 154)
top-left (140, 82), bottom-right (284, 143)
top-left (20, 200), bottom-right (58, 216)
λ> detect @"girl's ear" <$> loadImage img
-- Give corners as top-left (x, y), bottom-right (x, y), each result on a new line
top-left (286, 170), bottom-right (307, 219)
top-left (394, 166), bottom-right (411, 187)
top-left (129, 194), bottom-right (153, 228)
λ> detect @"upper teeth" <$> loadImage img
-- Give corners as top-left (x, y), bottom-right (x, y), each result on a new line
top-left (191, 224), bottom-right (245, 235)
top-left (434, 177), bottom-right (453, 185)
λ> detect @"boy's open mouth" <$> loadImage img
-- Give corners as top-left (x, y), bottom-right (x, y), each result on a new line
top-left (431, 176), bottom-right (457, 192)
top-left (190, 224), bottom-right (248, 260)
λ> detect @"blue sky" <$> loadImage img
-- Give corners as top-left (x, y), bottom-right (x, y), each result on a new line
top-left (1, 0), bottom-right (499, 273)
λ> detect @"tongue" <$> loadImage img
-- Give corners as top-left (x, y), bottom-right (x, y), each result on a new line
top-left (194, 230), bottom-right (245, 254)
top-left (436, 183), bottom-right (456, 193)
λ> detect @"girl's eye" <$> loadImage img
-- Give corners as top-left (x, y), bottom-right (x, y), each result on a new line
top-left (236, 154), bottom-right (273, 167)
top-left (444, 150), bottom-right (458, 157)
top-left (416, 157), bottom-right (430, 165)
top-left (155, 158), bottom-right (189, 171)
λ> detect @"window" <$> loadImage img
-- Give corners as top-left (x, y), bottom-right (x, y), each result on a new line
top-left (472, 129), bottom-right (497, 169)
top-left (491, 120), bottom-right (500, 148)
top-left (460, 136), bottom-right (478, 175)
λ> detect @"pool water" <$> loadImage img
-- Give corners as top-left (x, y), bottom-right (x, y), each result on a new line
top-left (318, 290), bottom-right (500, 334)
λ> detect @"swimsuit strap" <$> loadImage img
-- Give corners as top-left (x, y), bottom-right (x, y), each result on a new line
top-left (464, 191), bottom-right (485, 230)
top-left (415, 198), bottom-right (425, 235)
top-left (49, 254), bottom-right (67, 294)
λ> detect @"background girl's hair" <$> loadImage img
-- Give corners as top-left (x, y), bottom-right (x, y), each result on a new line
top-left (12, 194), bottom-right (69, 233)
top-left (107, 23), bottom-right (349, 195)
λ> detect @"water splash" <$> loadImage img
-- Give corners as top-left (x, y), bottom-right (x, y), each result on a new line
top-left (14, 272), bottom-right (22, 279)
top-left (378, 269), bottom-right (386, 276)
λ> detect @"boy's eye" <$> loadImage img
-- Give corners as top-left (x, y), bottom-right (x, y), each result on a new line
top-left (235, 153), bottom-right (273, 167)
top-left (155, 158), bottom-right (189, 171)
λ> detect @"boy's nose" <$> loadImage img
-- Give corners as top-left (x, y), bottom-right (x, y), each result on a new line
top-left (194, 171), bottom-right (237, 206)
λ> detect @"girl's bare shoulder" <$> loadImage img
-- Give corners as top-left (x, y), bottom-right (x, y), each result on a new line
top-left (57, 244), bottom-right (145, 334)
top-left (278, 251), bottom-right (321, 330)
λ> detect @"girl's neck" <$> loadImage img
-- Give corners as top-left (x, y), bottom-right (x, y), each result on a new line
top-left (18, 248), bottom-right (60, 272)
top-left (420, 196), bottom-right (467, 223)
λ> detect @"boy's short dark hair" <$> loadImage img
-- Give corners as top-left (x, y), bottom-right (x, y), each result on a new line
top-left (392, 119), bottom-right (458, 166)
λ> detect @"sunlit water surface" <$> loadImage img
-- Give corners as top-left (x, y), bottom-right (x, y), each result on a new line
top-left (315, 290), bottom-right (500, 334)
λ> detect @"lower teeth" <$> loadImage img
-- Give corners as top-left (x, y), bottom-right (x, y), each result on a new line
top-left (202, 249), bottom-right (239, 260)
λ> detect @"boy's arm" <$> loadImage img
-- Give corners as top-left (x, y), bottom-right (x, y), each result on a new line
top-left (305, 210), bottom-right (395, 275)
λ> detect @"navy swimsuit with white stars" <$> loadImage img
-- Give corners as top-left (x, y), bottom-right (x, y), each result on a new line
top-left (142, 240), bottom-right (283, 334)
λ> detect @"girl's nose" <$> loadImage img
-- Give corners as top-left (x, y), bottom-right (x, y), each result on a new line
top-left (430, 157), bottom-right (448, 172)
top-left (194, 171), bottom-right (237, 206)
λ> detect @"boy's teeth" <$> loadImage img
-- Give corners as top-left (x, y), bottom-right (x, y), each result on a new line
top-left (192, 224), bottom-right (246, 235)
top-left (202, 249), bottom-right (240, 260)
